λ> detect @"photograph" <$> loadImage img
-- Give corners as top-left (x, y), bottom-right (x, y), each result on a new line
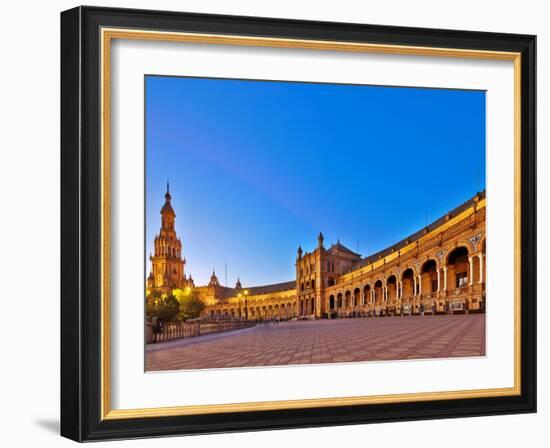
top-left (56, 4), bottom-right (538, 442)
top-left (144, 75), bottom-right (487, 372)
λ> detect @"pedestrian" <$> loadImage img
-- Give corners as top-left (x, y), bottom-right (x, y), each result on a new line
top-left (153, 318), bottom-right (163, 343)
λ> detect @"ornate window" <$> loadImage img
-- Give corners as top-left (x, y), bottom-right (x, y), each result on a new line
top-left (456, 272), bottom-right (468, 288)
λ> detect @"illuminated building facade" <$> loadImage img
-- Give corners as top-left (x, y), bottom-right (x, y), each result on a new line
top-left (147, 187), bottom-right (486, 319)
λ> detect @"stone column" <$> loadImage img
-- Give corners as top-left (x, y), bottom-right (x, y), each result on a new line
top-left (418, 275), bottom-right (422, 296)
top-left (413, 276), bottom-right (417, 297)
top-left (478, 254), bottom-right (484, 283)
top-left (437, 269), bottom-right (441, 292)
top-left (469, 256), bottom-right (474, 285)
top-left (443, 267), bottom-right (448, 291)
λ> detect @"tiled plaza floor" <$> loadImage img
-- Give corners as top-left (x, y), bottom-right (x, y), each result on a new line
top-left (146, 314), bottom-right (485, 371)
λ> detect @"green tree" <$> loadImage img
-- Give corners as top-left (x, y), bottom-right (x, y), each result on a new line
top-left (146, 292), bottom-right (180, 322)
top-left (173, 288), bottom-right (206, 321)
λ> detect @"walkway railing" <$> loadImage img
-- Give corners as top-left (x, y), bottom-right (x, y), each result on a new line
top-left (146, 319), bottom-right (256, 344)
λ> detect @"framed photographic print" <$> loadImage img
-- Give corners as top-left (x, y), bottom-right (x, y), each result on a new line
top-left (60, 6), bottom-right (536, 441)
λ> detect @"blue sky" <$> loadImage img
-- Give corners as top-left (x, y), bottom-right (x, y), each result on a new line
top-left (145, 76), bottom-right (485, 287)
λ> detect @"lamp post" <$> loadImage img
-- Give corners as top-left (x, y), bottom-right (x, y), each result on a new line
top-left (244, 289), bottom-right (249, 320)
top-left (238, 292), bottom-right (242, 320)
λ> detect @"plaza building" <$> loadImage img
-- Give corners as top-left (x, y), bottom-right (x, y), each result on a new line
top-left (147, 186), bottom-right (486, 320)
top-left (146, 184), bottom-right (195, 295)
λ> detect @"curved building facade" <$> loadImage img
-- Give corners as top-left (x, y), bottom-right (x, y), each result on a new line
top-left (147, 188), bottom-right (486, 320)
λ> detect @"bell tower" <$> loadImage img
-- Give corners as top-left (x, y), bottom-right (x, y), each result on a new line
top-left (295, 234), bottom-right (326, 319)
top-left (147, 183), bottom-right (186, 294)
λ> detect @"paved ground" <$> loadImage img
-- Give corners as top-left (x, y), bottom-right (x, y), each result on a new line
top-left (146, 314), bottom-right (485, 371)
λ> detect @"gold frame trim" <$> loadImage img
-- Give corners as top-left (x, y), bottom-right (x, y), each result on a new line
top-left (100, 28), bottom-right (522, 420)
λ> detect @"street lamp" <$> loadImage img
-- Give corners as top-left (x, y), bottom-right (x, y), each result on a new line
top-left (244, 289), bottom-right (249, 320)
top-left (238, 292), bottom-right (242, 319)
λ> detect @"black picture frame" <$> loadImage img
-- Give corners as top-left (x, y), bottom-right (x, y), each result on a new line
top-left (61, 5), bottom-right (536, 442)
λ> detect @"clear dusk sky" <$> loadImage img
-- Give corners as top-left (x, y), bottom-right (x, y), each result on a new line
top-left (145, 76), bottom-right (486, 288)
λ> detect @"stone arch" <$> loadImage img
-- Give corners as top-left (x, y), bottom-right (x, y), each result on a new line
top-left (447, 246), bottom-right (470, 289)
top-left (373, 279), bottom-right (383, 304)
top-left (471, 235), bottom-right (486, 284)
top-left (386, 274), bottom-right (398, 302)
top-left (421, 257), bottom-right (439, 271)
top-left (452, 240), bottom-right (475, 256)
top-left (363, 284), bottom-right (372, 304)
top-left (420, 259), bottom-right (438, 295)
top-left (344, 290), bottom-right (352, 309)
top-left (336, 292), bottom-right (343, 309)
top-left (401, 268), bottom-right (415, 302)
top-left (329, 294), bottom-right (335, 310)
top-left (479, 234), bottom-right (487, 252)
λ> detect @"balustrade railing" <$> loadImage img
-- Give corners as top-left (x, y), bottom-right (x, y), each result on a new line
top-left (146, 319), bottom-right (256, 344)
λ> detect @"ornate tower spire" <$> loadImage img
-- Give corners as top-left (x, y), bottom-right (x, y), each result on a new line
top-left (165, 180), bottom-right (172, 202)
top-left (318, 232), bottom-right (324, 249)
top-left (161, 181), bottom-right (175, 230)
top-left (148, 183), bottom-right (185, 294)
top-left (209, 269), bottom-right (220, 287)
top-left (235, 277), bottom-right (242, 290)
